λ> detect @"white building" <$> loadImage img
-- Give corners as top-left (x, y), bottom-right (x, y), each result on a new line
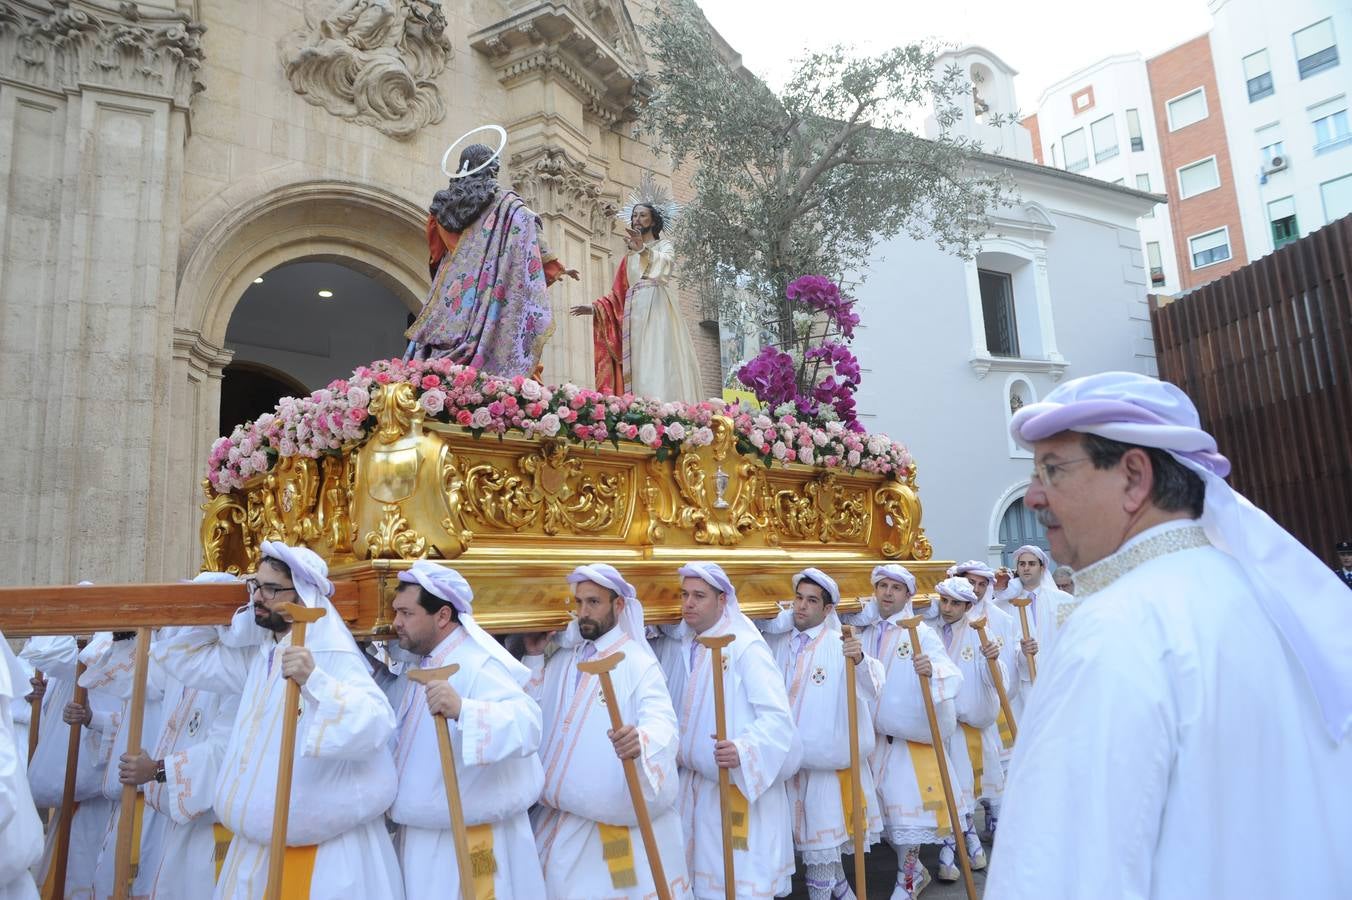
top-left (1030, 54), bottom-right (1180, 293)
top-left (852, 47), bottom-right (1159, 567)
top-left (1207, 0), bottom-right (1352, 255)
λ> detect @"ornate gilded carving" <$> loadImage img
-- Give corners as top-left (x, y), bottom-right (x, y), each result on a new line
top-left (774, 472), bottom-right (869, 544)
top-left (364, 502), bottom-right (429, 559)
top-left (0, 1), bottom-right (205, 107)
top-left (318, 455), bottom-right (355, 557)
top-left (370, 381), bottom-right (423, 445)
top-left (200, 479), bottom-right (249, 575)
top-left (279, 0), bottom-right (453, 139)
top-left (645, 417), bottom-right (773, 547)
top-left (454, 441), bottom-right (627, 535)
top-left (875, 480), bottom-right (930, 560)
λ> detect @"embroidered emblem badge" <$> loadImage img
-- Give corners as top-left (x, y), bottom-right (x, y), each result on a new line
top-left (961, 646), bottom-right (975, 662)
top-left (896, 642), bottom-right (912, 659)
top-left (186, 709), bottom-right (203, 736)
top-left (811, 666), bottom-right (827, 685)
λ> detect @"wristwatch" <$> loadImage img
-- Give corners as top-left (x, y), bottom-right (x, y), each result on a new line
top-left (154, 759), bottom-right (167, 784)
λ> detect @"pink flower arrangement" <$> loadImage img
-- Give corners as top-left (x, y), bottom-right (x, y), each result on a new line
top-left (206, 357), bottom-right (915, 493)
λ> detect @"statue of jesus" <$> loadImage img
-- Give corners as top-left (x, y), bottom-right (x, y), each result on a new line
top-left (405, 143), bottom-right (577, 378)
top-left (570, 177), bottom-right (703, 401)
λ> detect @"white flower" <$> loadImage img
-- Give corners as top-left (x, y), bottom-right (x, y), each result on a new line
top-left (347, 386), bottom-right (370, 407)
top-left (520, 379), bottom-right (543, 401)
top-left (692, 426), bottom-right (714, 446)
top-left (666, 422), bottom-right (687, 442)
top-left (755, 415), bottom-right (773, 430)
top-left (750, 428), bottom-right (765, 447)
top-left (638, 423), bottom-right (658, 445)
top-left (812, 430), bottom-right (828, 447)
top-left (847, 449), bottom-right (861, 467)
top-left (540, 413), bottom-right (561, 437)
top-left (420, 390), bottom-right (446, 415)
top-left (471, 407), bottom-right (493, 429)
top-left (797, 446), bottom-right (814, 465)
top-left (772, 441), bottom-right (789, 460)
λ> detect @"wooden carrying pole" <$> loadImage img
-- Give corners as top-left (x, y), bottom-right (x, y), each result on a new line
top-left (263, 603), bottom-right (327, 900)
top-left (1009, 598), bottom-right (1038, 683)
top-left (28, 670), bottom-right (43, 763)
top-left (407, 664), bottom-right (475, 900)
top-left (112, 628), bottom-right (152, 900)
top-left (695, 633), bottom-right (737, 900)
top-left (49, 639), bottom-right (88, 900)
top-left (841, 625), bottom-right (867, 897)
top-left (577, 652), bottom-right (673, 900)
top-left (969, 616), bottom-right (1018, 743)
top-left (900, 617), bottom-right (978, 900)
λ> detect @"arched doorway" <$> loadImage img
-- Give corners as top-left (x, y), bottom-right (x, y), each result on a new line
top-left (218, 258), bottom-right (413, 434)
top-left (997, 496), bottom-right (1055, 568)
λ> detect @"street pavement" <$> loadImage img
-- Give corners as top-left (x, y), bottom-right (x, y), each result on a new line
top-left (786, 837), bottom-right (990, 899)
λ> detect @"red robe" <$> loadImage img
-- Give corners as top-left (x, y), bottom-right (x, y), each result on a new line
top-left (592, 259), bottom-right (628, 394)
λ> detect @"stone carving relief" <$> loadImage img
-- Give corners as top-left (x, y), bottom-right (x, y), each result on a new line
top-left (279, 0), bottom-right (453, 140)
top-left (510, 146), bottom-right (618, 239)
top-left (0, 1), bottom-right (206, 107)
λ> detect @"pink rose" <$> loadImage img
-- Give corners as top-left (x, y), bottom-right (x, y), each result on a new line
top-left (666, 422), bottom-right (687, 442)
top-left (638, 423), bottom-right (658, 445)
top-left (847, 449), bottom-right (861, 467)
top-left (420, 390), bottom-right (446, 415)
top-left (470, 407), bottom-right (493, 429)
top-left (347, 406), bottom-right (368, 423)
top-left (797, 447), bottom-right (814, 465)
top-left (455, 409), bottom-right (473, 426)
top-left (421, 375), bottom-right (441, 390)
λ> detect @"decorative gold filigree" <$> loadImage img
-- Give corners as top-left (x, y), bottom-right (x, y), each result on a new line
top-left (318, 455), bottom-right (355, 557)
top-left (200, 479), bottom-right (249, 575)
top-left (774, 472), bottom-right (869, 543)
top-left (369, 382), bottom-right (423, 445)
top-left (363, 502), bottom-right (429, 560)
top-left (645, 417), bottom-right (772, 546)
top-left (437, 445), bottom-right (475, 556)
top-left (875, 481), bottom-right (928, 560)
top-left (454, 440), bottom-right (627, 535)
top-left (275, 457), bottom-right (321, 546)
top-left (246, 474), bottom-right (286, 545)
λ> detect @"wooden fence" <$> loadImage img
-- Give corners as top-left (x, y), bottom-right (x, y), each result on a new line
top-left (1150, 215), bottom-right (1352, 560)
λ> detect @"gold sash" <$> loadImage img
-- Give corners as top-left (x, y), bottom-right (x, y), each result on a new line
top-left (997, 709), bottom-right (1014, 749)
top-left (905, 740), bottom-right (952, 836)
top-left (598, 822), bottom-right (639, 889)
top-left (467, 822), bottom-right (497, 900)
top-left (128, 795), bottom-right (145, 881)
top-left (278, 844), bottom-right (318, 899)
top-left (729, 784), bottom-right (750, 851)
top-left (834, 769), bottom-right (869, 839)
top-left (961, 723), bottom-right (984, 798)
top-left (213, 824), bottom-right (233, 881)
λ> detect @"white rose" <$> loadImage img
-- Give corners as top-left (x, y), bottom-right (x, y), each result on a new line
top-left (666, 422), bottom-right (687, 442)
top-left (540, 413), bottom-right (561, 437)
top-left (638, 423), bottom-right (658, 445)
top-left (520, 379), bottom-right (543, 401)
top-left (772, 441), bottom-right (788, 460)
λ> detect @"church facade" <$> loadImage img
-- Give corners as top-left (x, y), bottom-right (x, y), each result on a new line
top-left (0, 0), bottom-right (723, 585)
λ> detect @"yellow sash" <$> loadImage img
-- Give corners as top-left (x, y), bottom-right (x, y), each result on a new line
top-left (997, 709), bottom-right (1014, 749)
top-left (128, 795), bottom-right (145, 881)
top-left (905, 740), bottom-right (952, 836)
top-left (598, 823), bottom-right (639, 890)
top-left (961, 724), bottom-right (984, 798)
top-left (729, 784), bottom-right (750, 851)
top-left (278, 844), bottom-right (318, 900)
top-left (213, 824), bottom-right (233, 882)
top-left (467, 822), bottom-right (497, 900)
top-left (834, 769), bottom-right (869, 839)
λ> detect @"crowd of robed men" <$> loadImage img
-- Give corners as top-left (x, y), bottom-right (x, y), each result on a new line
top-left (3, 369), bottom-right (1352, 900)
top-left (0, 535), bottom-right (1072, 900)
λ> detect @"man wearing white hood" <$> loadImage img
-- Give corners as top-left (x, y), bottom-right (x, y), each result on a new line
top-left (658, 562), bottom-right (800, 899)
top-left (0, 634), bottom-right (42, 900)
top-left (847, 565), bottom-right (966, 900)
top-left (760, 567), bottom-right (880, 900)
top-left (387, 561), bottom-right (546, 900)
top-left (988, 371), bottom-right (1352, 899)
top-left (524, 563), bottom-right (690, 899)
top-left (992, 545), bottom-right (1079, 672)
top-left (155, 542), bottom-right (402, 899)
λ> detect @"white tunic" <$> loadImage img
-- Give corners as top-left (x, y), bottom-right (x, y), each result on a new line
top-left (988, 520), bottom-right (1352, 899)
top-left (935, 616), bottom-right (1005, 812)
top-left (854, 606), bottom-right (969, 845)
top-left (528, 624), bottom-right (691, 899)
top-left (157, 627), bottom-right (402, 900)
top-left (389, 627), bottom-right (545, 900)
top-left (658, 612), bottom-right (800, 899)
top-left (993, 580), bottom-right (1080, 721)
top-left (622, 239), bottom-right (703, 402)
top-left (765, 622), bottom-right (881, 863)
top-left (0, 637), bottom-right (41, 900)
top-left (134, 633), bottom-right (238, 900)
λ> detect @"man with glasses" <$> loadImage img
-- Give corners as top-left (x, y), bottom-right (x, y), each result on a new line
top-left (987, 372), bottom-right (1352, 899)
top-left (156, 542), bottom-right (403, 899)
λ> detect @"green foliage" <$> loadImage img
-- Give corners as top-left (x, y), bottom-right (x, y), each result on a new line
top-left (641, 0), bottom-right (1015, 342)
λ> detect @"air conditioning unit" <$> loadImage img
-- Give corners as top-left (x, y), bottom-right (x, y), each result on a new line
top-left (1262, 155), bottom-right (1288, 175)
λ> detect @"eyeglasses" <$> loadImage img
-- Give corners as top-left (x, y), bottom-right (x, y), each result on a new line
top-left (1030, 457), bottom-right (1093, 486)
top-left (245, 578), bottom-right (297, 601)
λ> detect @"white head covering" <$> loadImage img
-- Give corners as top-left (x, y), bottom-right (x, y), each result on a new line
top-left (792, 567), bottom-right (842, 631)
top-left (935, 576), bottom-right (979, 605)
top-left (259, 541), bottom-right (359, 657)
top-left (398, 560), bottom-right (531, 685)
top-left (871, 564), bottom-right (917, 595)
top-left (1009, 545), bottom-right (1059, 594)
top-left (563, 564), bottom-right (655, 659)
top-left (678, 562), bottom-right (741, 614)
top-left (1010, 370), bottom-right (1352, 741)
top-left (952, 559), bottom-right (996, 608)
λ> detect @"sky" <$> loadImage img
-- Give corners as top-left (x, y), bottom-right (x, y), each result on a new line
top-left (695, 0), bottom-right (1214, 111)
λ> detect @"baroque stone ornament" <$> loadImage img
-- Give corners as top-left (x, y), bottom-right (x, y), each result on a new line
top-left (0, 1), bottom-right (206, 107)
top-left (279, 0), bottom-right (453, 140)
top-left (510, 146), bottom-right (618, 239)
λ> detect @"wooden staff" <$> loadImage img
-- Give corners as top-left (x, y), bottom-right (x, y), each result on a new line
top-left (841, 624), bottom-right (866, 898)
top-left (969, 616), bottom-right (1018, 744)
top-left (407, 664), bottom-right (475, 900)
top-left (112, 628), bottom-right (152, 900)
top-left (900, 617), bottom-right (977, 900)
top-left (49, 638), bottom-right (88, 900)
top-left (27, 669), bottom-right (43, 763)
top-left (1009, 597), bottom-right (1038, 683)
top-left (696, 633), bottom-right (737, 900)
top-left (578, 652), bottom-right (673, 900)
top-left (263, 602), bottom-right (327, 900)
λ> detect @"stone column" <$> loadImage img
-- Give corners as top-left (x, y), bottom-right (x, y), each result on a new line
top-left (0, 1), bottom-right (204, 583)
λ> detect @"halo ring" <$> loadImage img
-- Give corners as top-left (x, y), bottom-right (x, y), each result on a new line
top-left (440, 125), bottom-right (508, 179)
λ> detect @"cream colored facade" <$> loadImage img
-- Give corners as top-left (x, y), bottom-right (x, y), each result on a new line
top-left (0, 0), bottom-right (716, 585)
